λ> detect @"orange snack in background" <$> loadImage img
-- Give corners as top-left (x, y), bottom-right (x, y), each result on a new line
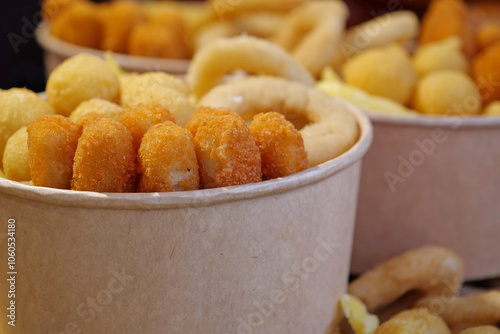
top-left (471, 42), bottom-right (500, 105)
top-left (41, 0), bottom-right (80, 21)
top-left (476, 21), bottom-right (500, 51)
top-left (419, 0), bottom-right (476, 58)
top-left (127, 22), bottom-right (189, 59)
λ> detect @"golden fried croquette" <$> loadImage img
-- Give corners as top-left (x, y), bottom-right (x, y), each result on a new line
top-left (249, 112), bottom-right (308, 180)
top-left (27, 115), bottom-right (81, 189)
top-left (74, 112), bottom-right (105, 132)
top-left (71, 118), bottom-right (136, 192)
top-left (375, 308), bottom-right (451, 334)
top-left (138, 122), bottom-right (199, 192)
top-left (41, 0), bottom-right (79, 21)
top-left (472, 42), bottom-right (500, 105)
top-left (419, 0), bottom-right (476, 58)
top-left (100, 0), bottom-right (145, 53)
top-left (194, 113), bottom-right (262, 188)
top-left (49, 0), bottom-right (102, 49)
top-left (69, 98), bottom-right (124, 123)
top-left (476, 22), bottom-right (500, 51)
top-left (186, 106), bottom-right (239, 137)
top-left (119, 103), bottom-right (175, 152)
top-left (2, 127), bottom-right (30, 182)
top-left (46, 53), bottom-right (120, 117)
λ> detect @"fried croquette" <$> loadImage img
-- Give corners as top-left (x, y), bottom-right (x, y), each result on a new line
top-left (249, 112), bottom-right (308, 180)
top-left (71, 118), bottom-right (136, 192)
top-left (127, 22), bottom-right (189, 59)
top-left (138, 122), bottom-right (199, 192)
top-left (472, 42), bottom-right (500, 105)
top-left (69, 98), bottom-right (124, 123)
top-left (27, 115), bottom-right (81, 189)
top-left (194, 113), bottom-right (262, 188)
top-left (186, 106), bottom-right (239, 138)
top-left (74, 112), bottom-right (105, 132)
top-left (119, 103), bottom-right (176, 153)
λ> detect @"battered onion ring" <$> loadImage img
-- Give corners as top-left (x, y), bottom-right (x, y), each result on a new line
top-left (272, 0), bottom-right (348, 76)
top-left (415, 290), bottom-right (500, 327)
top-left (209, 0), bottom-right (306, 19)
top-left (197, 76), bottom-right (359, 166)
top-left (459, 326), bottom-right (500, 334)
top-left (348, 246), bottom-right (464, 313)
top-left (374, 308), bottom-right (451, 334)
top-left (186, 35), bottom-right (315, 99)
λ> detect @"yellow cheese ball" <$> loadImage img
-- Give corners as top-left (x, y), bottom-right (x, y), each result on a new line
top-left (483, 101), bottom-right (500, 116)
top-left (2, 127), bottom-right (30, 182)
top-left (69, 98), bottom-right (124, 122)
top-left (342, 44), bottom-right (418, 105)
top-left (46, 53), bottom-right (120, 117)
top-left (413, 37), bottom-right (469, 77)
top-left (0, 88), bottom-right (55, 168)
top-left (412, 70), bottom-right (482, 115)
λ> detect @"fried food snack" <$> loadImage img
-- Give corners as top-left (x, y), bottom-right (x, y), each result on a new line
top-left (49, 0), bottom-right (102, 49)
top-left (69, 98), bottom-right (124, 123)
top-left (193, 113), bottom-right (262, 188)
top-left (271, 0), bottom-right (348, 77)
top-left (412, 70), bottom-right (482, 115)
top-left (412, 37), bottom-right (469, 77)
top-left (374, 308), bottom-right (451, 334)
top-left (459, 326), bottom-right (500, 334)
top-left (209, 0), bottom-right (305, 19)
top-left (419, 0), bottom-right (476, 58)
top-left (71, 118), bottom-right (135, 192)
top-left (120, 72), bottom-right (193, 127)
top-left (127, 22), bottom-right (189, 59)
top-left (100, 0), bottom-right (145, 53)
top-left (249, 112), bottom-right (308, 180)
top-left (194, 21), bottom-right (241, 51)
top-left (471, 42), bottom-right (500, 105)
top-left (342, 44), bottom-right (417, 106)
top-left (27, 115), bottom-right (81, 189)
top-left (348, 246), bottom-right (464, 313)
top-left (2, 127), bottom-right (30, 182)
top-left (484, 101), bottom-right (500, 116)
top-left (46, 53), bottom-right (120, 117)
top-left (0, 88), bottom-right (55, 168)
top-left (198, 76), bottom-right (359, 166)
top-left (415, 291), bottom-right (500, 327)
top-left (119, 103), bottom-right (176, 152)
top-left (186, 106), bottom-right (238, 138)
top-left (138, 122), bottom-right (199, 192)
top-left (339, 294), bottom-right (379, 334)
top-left (186, 35), bottom-right (315, 99)
top-left (74, 112), bottom-right (105, 132)
top-left (476, 22), bottom-right (500, 51)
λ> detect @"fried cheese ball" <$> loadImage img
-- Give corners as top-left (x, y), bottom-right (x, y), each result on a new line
top-left (375, 308), bottom-right (451, 334)
top-left (27, 115), bottom-right (81, 189)
top-left (459, 326), bottom-right (500, 334)
top-left (484, 101), bottom-right (500, 116)
top-left (2, 127), bottom-right (30, 182)
top-left (71, 118), bottom-right (135, 192)
top-left (119, 103), bottom-right (176, 152)
top-left (49, 0), bottom-right (102, 49)
top-left (476, 22), bottom-right (500, 51)
top-left (186, 106), bottom-right (238, 137)
top-left (69, 98), bottom-right (124, 123)
top-left (412, 37), bottom-right (469, 77)
top-left (413, 70), bottom-right (482, 115)
top-left (194, 113), bottom-right (262, 188)
top-left (46, 53), bottom-right (120, 117)
top-left (0, 88), bottom-right (55, 168)
top-left (419, 0), bottom-right (476, 58)
top-left (100, 0), bottom-right (145, 53)
top-left (249, 112), bottom-right (308, 180)
top-left (342, 44), bottom-right (418, 105)
top-left (472, 42), bottom-right (500, 105)
top-left (138, 122), bottom-right (199, 192)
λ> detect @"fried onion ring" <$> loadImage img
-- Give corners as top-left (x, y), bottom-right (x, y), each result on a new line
top-left (348, 246), bottom-right (464, 313)
top-left (186, 35), bottom-right (315, 99)
top-left (197, 76), bottom-right (359, 166)
top-left (459, 326), bottom-right (500, 334)
top-left (374, 308), bottom-right (451, 334)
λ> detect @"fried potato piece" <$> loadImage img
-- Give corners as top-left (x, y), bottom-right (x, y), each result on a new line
top-left (471, 42), bottom-right (500, 105)
top-left (100, 0), bottom-right (145, 53)
top-left (419, 0), bottom-right (476, 58)
top-left (46, 53), bottom-right (120, 117)
top-left (27, 115), bottom-right (81, 189)
top-left (138, 122), bottom-right (199, 192)
top-left (459, 326), bottom-right (500, 334)
top-left (415, 291), bottom-right (500, 327)
top-left (194, 113), bottom-right (262, 188)
top-left (412, 37), bottom-right (469, 77)
top-left (342, 44), bottom-right (417, 105)
top-left (249, 112), bottom-right (308, 180)
top-left (2, 127), bottom-right (30, 182)
top-left (339, 294), bottom-right (379, 334)
top-left (186, 106), bottom-right (238, 138)
top-left (412, 70), bottom-right (482, 115)
top-left (74, 112), bottom-right (105, 132)
top-left (348, 246), bottom-right (464, 313)
top-left (71, 118), bottom-right (135, 192)
top-left (375, 308), bottom-right (451, 334)
top-left (49, 0), bottom-right (102, 49)
top-left (69, 98), bottom-right (124, 123)
top-left (119, 103), bottom-right (175, 152)
top-left (0, 88), bottom-right (55, 168)
top-left (476, 22), bottom-right (500, 51)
